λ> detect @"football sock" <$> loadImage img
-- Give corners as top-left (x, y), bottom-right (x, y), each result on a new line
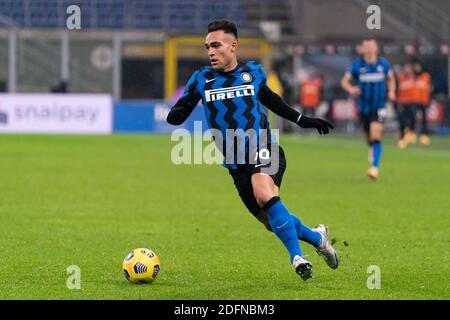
top-left (372, 140), bottom-right (382, 168)
top-left (263, 196), bottom-right (302, 262)
top-left (290, 214), bottom-right (321, 247)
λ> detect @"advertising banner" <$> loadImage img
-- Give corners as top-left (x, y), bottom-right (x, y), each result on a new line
top-left (0, 94), bottom-right (113, 134)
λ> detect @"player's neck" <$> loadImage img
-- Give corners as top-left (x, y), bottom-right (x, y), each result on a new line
top-left (364, 56), bottom-right (378, 65)
top-left (221, 59), bottom-right (239, 73)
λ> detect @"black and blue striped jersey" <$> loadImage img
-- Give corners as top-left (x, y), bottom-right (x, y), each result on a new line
top-left (347, 57), bottom-right (392, 115)
top-left (169, 60), bottom-right (288, 169)
top-left (182, 60), bottom-right (270, 135)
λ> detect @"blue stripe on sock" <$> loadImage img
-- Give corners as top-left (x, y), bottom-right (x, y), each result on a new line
top-left (372, 141), bottom-right (382, 167)
top-left (291, 214), bottom-right (321, 247)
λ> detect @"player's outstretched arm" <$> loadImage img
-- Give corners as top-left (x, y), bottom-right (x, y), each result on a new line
top-left (166, 98), bottom-right (196, 125)
top-left (167, 70), bottom-right (201, 125)
top-left (258, 86), bottom-right (334, 135)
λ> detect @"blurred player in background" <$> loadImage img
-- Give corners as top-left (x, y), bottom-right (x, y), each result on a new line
top-left (167, 20), bottom-right (338, 281)
top-left (395, 63), bottom-right (416, 148)
top-left (413, 61), bottom-right (432, 145)
top-left (341, 38), bottom-right (396, 180)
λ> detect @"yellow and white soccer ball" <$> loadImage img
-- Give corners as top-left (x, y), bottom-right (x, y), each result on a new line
top-left (122, 248), bottom-right (160, 284)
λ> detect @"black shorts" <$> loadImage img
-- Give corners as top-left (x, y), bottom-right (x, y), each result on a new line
top-left (227, 145), bottom-right (287, 216)
top-left (361, 108), bottom-right (386, 133)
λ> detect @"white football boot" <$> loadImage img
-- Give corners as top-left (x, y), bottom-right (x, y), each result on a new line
top-left (292, 255), bottom-right (313, 281)
top-left (313, 224), bottom-right (339, 269)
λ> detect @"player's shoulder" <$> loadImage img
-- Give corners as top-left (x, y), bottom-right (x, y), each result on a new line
top-left (349, 57), bottom-right (364, 72)
top-left (240, 60), bottom-right (266, 79)
top-left (195, 66), bottom-right (211, 76)
top-left (242, 60), bottom-right (263, 71)
top-left (378, 57), bottom-right (391, 67)
top-left (352, 57), bottom-right (364, 66)
top-left (192, 66), bottom-right (215, 82)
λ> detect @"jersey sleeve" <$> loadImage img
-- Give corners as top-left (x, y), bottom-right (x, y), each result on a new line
top-left (258, 64), bottom-right (269, 90)
top-left (258, 64), bottom-right (270, 98)
top-left (180, 70), bottom-right (201, 106)
top-left (347, 59), bottom-right (359, 79)
top-left (381, 58), bottom-right (392, 75)
top-left (257, 65), bottom-right (301, 124)
top-left (166, 71), bottom-right (201, 125)
top-left (257, 64), bottom-right (271, 101)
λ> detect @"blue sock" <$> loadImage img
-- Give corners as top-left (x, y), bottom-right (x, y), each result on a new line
top-left (263, 197), bottom-right (302, 262)
top-left (372, 140), bottom-right (382, 168)
top-left (290, 214), bottom-right (321, 247)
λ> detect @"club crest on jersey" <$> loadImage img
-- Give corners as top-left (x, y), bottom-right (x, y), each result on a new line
top-left (241, 72), bottom-right (252, 83)
top-left (205, 85), bottom-right (255, 102)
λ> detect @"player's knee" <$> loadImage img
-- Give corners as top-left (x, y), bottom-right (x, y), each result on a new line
top-left (253, 188), bottom-right (275, 207)
top-left (371, 135), bottom-right (382, 143)
top-left (370, 131), bottom-right (382, 142)
top-left (370, 124), bottom-right (383, 140)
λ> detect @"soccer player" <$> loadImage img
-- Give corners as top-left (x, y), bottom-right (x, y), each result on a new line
top-left (341, 38), bottom-right (396, 180)
top-left (167, 20), bottom-right (339, 281)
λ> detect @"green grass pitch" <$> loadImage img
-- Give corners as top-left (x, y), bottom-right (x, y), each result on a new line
top-left (0, 133), bottom-right (449, 299)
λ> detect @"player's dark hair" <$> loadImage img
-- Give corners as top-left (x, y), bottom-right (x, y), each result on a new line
top-left (207, 20), bottom-right (238, 39)
top-left (362, 37), bottom-right (377, 44)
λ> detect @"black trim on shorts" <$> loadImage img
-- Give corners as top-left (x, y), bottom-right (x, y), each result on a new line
top-left (228, 146), bottom-right (287, 216)
top-left (360, 110), bottom-right (385, 133)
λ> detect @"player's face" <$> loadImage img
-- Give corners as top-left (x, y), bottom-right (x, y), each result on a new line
top-left (361, 40), bottom-right (378, 64)
top-left (204, 30), bottom-right (237, 72)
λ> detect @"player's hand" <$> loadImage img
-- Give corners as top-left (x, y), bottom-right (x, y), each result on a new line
top-left (297, 115), bottom-right (334, 135)
top-left (348, 86), bottom-right (361, 96)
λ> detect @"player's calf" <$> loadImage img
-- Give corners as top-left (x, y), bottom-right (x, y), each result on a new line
top-left (263, 196), bottom-right (303, 265)
top-left (256, 211), bottom-right (272, 231)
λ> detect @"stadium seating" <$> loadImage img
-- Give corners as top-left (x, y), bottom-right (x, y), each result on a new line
top-left (0, 0), bottom-right (248, 32)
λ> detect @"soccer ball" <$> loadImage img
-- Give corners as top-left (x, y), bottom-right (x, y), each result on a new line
top-left (122, 248), bottom-right (160, 284)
